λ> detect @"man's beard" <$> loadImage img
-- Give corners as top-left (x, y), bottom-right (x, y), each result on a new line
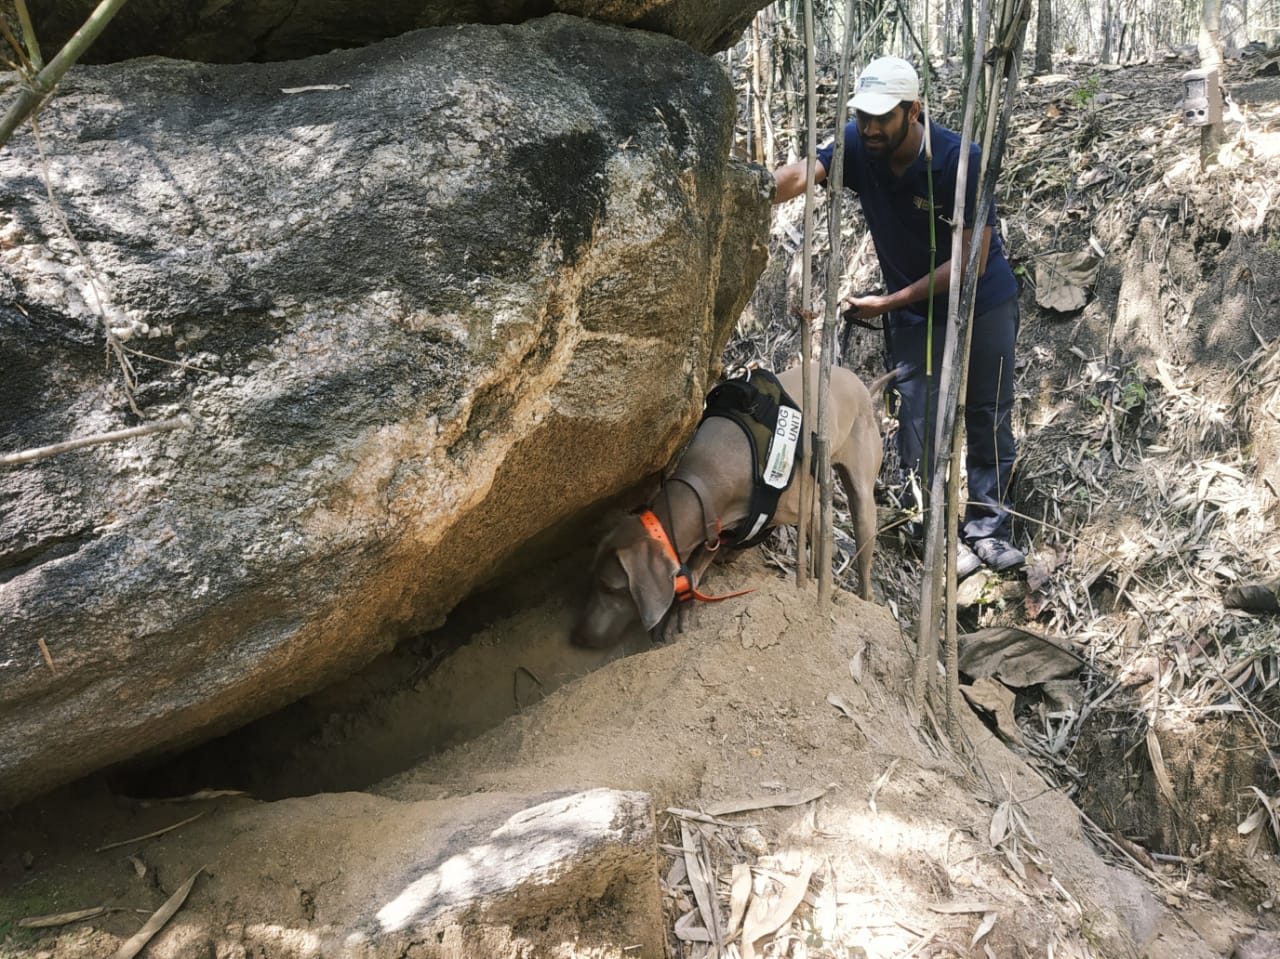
top-left (864, 119), bottom-right (910, 161)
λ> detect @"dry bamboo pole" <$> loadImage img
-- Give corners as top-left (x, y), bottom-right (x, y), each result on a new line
top-left (751, 17), bottom-right (767, 165)
top-left (817, 0), bottom-right (860, 606)
top-left (912, 0), bottom-right (994, 714)
top-left (914, 0), bottom-right (1029, 723)
top-left (796, 0), bottom-right (819, 588)
top-left (0, 0), bottom-right (131, 148)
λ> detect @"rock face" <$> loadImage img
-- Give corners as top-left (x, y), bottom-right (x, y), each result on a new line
top-left (0, 14), bottom-right (771, 808)
top-left (29, 0), bottom-right (772, 62)
top-left (144, 789), bottom-right (666, 958)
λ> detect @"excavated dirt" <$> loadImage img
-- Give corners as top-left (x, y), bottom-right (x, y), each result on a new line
top-left (0, 550), bottom-right (1272, 957)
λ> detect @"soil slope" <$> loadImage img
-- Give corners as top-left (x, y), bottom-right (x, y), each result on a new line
top-left (0, 551), bottom-right (1266, 957)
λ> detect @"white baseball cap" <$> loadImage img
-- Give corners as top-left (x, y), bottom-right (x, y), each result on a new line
top-left (849, 57), bottom-right (920, 115)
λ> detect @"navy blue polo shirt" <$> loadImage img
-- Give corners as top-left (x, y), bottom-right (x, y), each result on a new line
top-left (817, 118), bottom-right (1018, 324)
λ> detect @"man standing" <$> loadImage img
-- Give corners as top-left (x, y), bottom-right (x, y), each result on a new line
top-left (772, 56), bottom-right (1024, 578)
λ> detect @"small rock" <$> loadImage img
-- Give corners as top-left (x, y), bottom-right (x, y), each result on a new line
top-left (1233, 931), bottom-right (1280, 959)
top-left (739, 826), bottom-right (769, 857)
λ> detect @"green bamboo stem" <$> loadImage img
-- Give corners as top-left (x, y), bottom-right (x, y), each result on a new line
top-left (0, 0), bottom-right (131, 149)
top-left (15, 0), bottom-right (43, 70)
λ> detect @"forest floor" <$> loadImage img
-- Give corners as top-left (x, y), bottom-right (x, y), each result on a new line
top-left (3, 51), bottom-right (1280, 959)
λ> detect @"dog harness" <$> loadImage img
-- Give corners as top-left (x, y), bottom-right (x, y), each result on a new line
top-left (699, 368), bottom-right (804, 549)
top-left (628, 368), bottom-right (801, 611)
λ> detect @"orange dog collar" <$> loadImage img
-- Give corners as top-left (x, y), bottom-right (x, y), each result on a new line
top-left (637, 508), bottom-right (754, 605)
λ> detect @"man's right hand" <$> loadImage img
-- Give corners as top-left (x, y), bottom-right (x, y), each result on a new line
top-left (840, 292), bottom-right (891, 322)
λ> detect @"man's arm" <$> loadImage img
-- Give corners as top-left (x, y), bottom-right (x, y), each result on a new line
top-left (843, 224), bottom-right (994, 319)
top-left (771, 158), bottom-right (828, 204)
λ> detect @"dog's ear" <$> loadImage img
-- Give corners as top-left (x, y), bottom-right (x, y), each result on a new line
top-left (616, 538), bottom-right (678, 631)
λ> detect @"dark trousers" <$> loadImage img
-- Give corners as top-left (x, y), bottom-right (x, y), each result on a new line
top-left (887, 296), bottom-right (1019, 542)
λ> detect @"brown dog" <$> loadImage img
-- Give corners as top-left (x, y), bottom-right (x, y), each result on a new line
top-left (572, 363), bottom-right (890, 648)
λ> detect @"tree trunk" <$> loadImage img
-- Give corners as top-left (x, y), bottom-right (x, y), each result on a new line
top-left (930, 0), bottom-right (946, 58)
top-left (1034, 0), bottom-right (1053, 72)
top-left (1199, 0), bottom-right (1223, 166)
top-left (1101, 0), bottom-right (1114, 63)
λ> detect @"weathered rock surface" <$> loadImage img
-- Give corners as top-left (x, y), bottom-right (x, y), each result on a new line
top-left (69, 788), bottom-right (664, 957)
top-left (28, 0), bottom-right (771, 62)
top-left (0, 14), bottom-right (771, 807)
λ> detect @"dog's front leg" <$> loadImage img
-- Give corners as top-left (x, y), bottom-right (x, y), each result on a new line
top-left (677, 600), bottom-right (693, 635)
top-left (649, 595), bottom-right (697, 643)
top-left (674, 545), bottom-right (717, 636)
top-left (651, 605), bottom-right (680, 644)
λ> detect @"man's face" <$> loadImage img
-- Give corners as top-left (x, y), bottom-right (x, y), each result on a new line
top-left (856, 104), bottom-right (912, 159)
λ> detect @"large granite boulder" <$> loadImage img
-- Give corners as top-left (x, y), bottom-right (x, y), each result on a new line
top-left (28, 0), bottom-right (772, 62)
top-left (0, 14), bottom-right (772, 808)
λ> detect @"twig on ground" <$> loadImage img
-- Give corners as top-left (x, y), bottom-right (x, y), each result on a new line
top-left (0, 416), bottom-right (192, 468)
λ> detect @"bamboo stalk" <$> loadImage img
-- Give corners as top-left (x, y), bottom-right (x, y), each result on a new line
top-left (913, 0), bottom-right (995, 714)
top-left (943, 0), bottom-right (1027, 733)
top-left (944, 0), bottom-right (1013, 736)
top-left (796, 0), bottom-right (819, 589)
top-left (14, 0), bottom-right (43, 70)
top-left (913, 0), bottom-right (1030, 725)
top-left (816, 0), bottom-right (860, 607)
top-left (0, 0), bottom-right (132, 148)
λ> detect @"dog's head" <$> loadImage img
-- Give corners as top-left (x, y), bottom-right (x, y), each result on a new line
top-left (571, 513), bottom-right (680, 649)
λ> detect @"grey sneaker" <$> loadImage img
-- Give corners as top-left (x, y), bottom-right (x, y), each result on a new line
top-left (956, 541), bottom-right (982, 579)
top-left (973, 537), bottom-right (1026, 573)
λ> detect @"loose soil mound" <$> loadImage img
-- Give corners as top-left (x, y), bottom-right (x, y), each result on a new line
top-left (0, 553), bottom-right (1268, 957)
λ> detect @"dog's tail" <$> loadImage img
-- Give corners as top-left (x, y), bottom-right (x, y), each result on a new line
top-left (868, 362), bottom-right (911, 397)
